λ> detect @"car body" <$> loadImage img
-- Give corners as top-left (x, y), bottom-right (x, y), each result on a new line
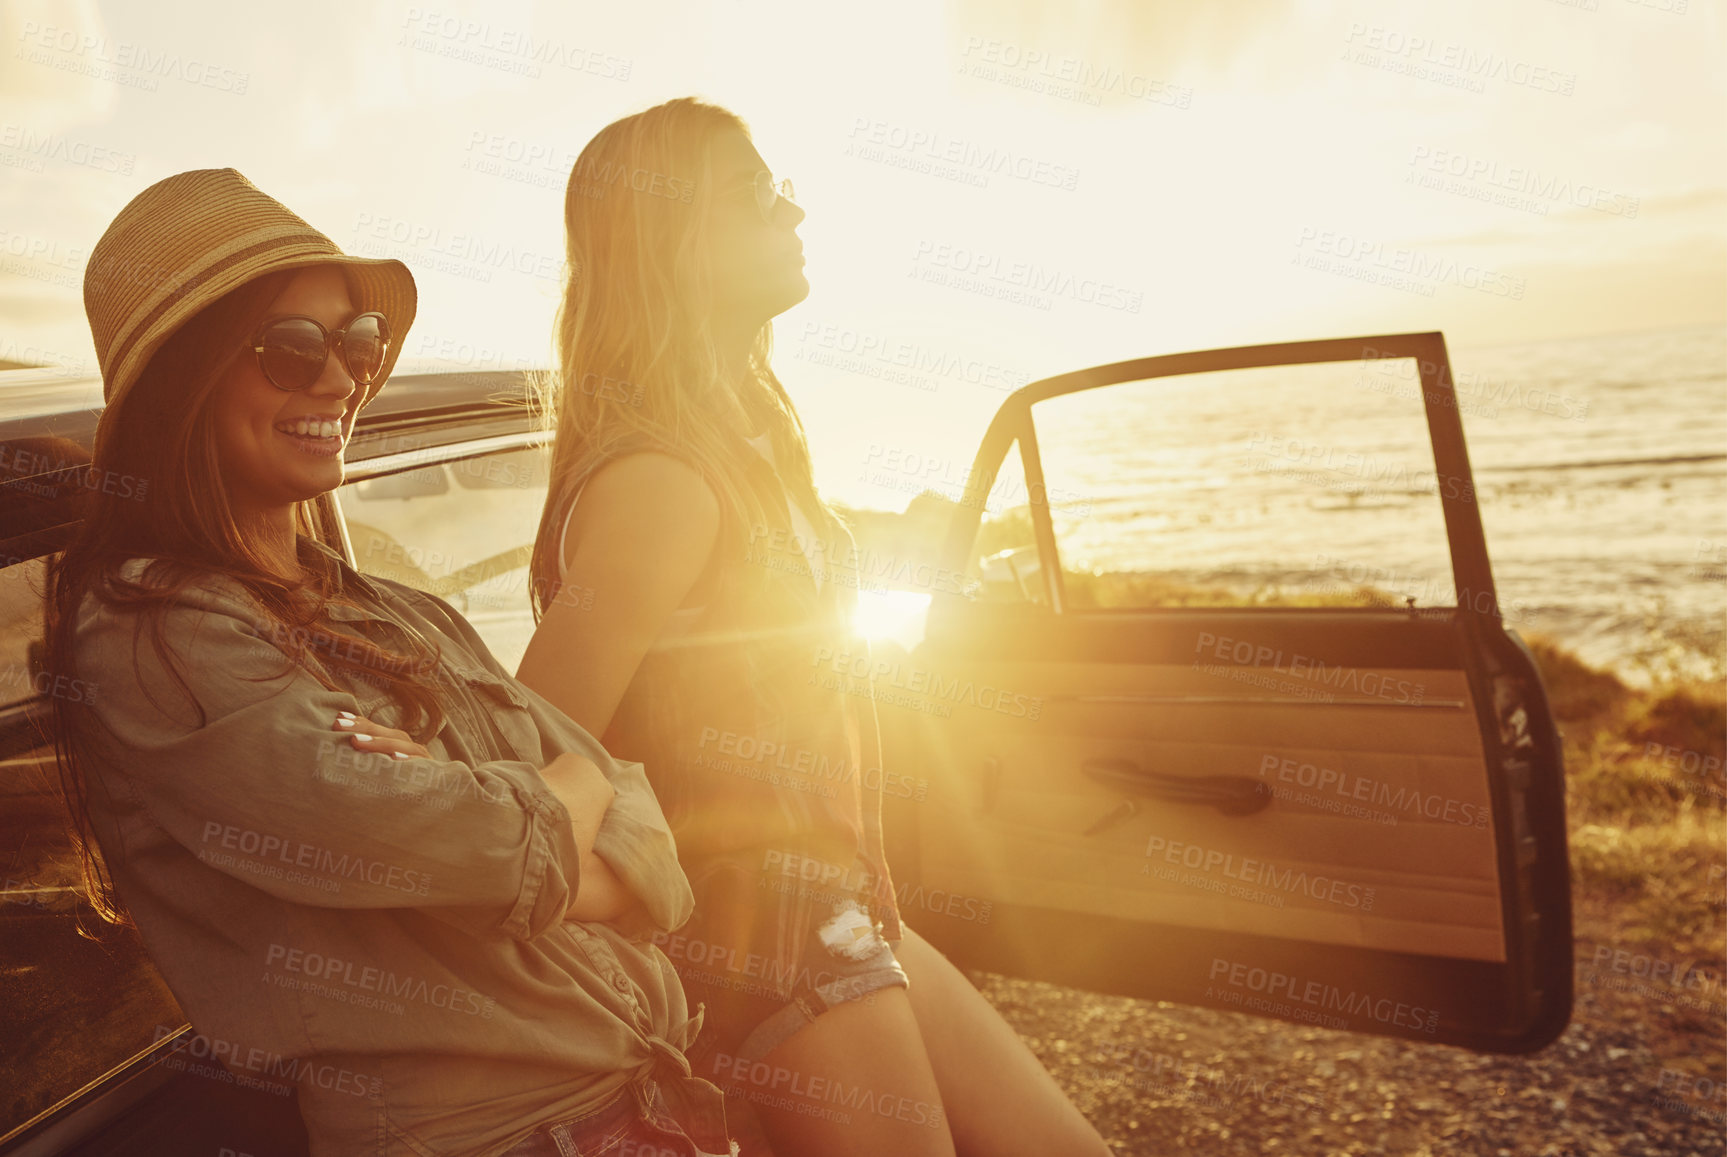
top-left (0, 332), bottom-right (1572, 1155)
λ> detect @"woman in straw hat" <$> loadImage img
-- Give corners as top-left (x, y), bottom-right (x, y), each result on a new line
top-left (515, 99), bottom-right (1111, 1157)
top-left (43, 168), bottom-right (738, 1157)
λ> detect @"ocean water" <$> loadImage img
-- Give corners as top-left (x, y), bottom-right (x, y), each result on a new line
top-left (1452, 324), bottom-right (1726, 685)
top-left (1018, 323), bottom-right (1726, 686)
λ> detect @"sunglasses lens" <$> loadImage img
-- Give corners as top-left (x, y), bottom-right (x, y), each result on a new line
top-left (342, 314), bottom-right (390, 384)
top-left (257, 319), bottom-right (328, 390)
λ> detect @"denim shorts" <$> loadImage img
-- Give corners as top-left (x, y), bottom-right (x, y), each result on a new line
top-left (500, 1071), bottom-right (738, 1157)
top-left (680, 900), bottom-right (909, 1068)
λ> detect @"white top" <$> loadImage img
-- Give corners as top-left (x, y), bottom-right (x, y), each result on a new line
top-left (554, 435), bottom-right (824, 636)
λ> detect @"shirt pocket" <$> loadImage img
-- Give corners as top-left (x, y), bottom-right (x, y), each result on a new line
top-left (443, 659), bottom-right (545, 764)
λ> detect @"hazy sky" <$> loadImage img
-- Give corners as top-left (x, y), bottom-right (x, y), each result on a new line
top-left (2, 0), bottom-right (1722, 506)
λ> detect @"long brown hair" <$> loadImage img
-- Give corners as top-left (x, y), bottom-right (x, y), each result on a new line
top-left (527, 96), bottom-right (846, 620)
top-left (43, 267), bottom-right (446, 926)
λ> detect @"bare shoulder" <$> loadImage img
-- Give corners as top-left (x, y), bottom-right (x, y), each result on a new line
top-left (584, 452), bottom-right (720, 523)
top-left (563, 452), bottom-right (721, 575)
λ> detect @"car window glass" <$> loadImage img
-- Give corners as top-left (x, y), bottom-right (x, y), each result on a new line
top-left (0, 557), bottom-right (49, 708)
top-left (969, 439), bottom-right (1046, 606)
top-left (337, 445), bottom-right (551, 671)
top-left (1029, 357), bottom-right (1459, 610)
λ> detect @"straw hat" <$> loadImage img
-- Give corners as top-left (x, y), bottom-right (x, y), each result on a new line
top-left (82, 167), bottom-right (416, 415)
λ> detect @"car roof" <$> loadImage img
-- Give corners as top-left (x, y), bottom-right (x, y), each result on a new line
top-left (0, 366), bottom-right (539, 453)
top-left (0, 367), bottom-right (542, 556)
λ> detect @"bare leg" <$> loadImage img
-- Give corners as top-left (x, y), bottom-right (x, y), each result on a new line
top-left (895, 926), bottom-right (1113, 1157)
top-left (748, 986), bottom-right (957, 1157)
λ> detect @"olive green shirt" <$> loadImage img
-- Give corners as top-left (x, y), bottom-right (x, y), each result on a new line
top-left (71, 536), bottom-right (698, 1156)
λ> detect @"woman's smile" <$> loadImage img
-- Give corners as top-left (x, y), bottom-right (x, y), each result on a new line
top-left (272, 410), bottom-right (351, 458)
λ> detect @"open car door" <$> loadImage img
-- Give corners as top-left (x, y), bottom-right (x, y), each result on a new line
top-left (871, 332), bottom-right (1572, 1054)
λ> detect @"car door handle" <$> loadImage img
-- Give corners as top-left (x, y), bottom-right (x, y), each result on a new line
top-left (1082, 758), bottom-right (1272, 817)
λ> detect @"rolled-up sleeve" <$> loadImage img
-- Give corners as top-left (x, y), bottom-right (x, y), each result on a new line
top-left (382, 580), bottom-right (693, 937)
top-left (591, 756), bottom-right (695, 937)
top-left (74, 579), bottom-right (581, 941)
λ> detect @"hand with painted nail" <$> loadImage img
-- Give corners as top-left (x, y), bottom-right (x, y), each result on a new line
top-left (333, 710), bottom-right (432, 761)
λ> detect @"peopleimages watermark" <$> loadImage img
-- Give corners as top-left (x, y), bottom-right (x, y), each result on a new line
top-left (757, 849), bottom-right (994, 925)
top-left (0, 123), bottom-right (135, 175)
top-left (0, 227), bottom-right (84, 289)
top-left (263, 941), bottom-right (497, 1019)
top-left (695, 728), bottom-right (929, 801)
top-left (791, 319), bottom-right (1033, 395)
top-left (1192, 631), bottom-right (1427, 706)
top-left (264, 620), bottom-right (440, 681)
top-left (1293, 227), bottom-right (1526, 300)
top-left (199, 821), bottom-right (432, 897)
top-left (14, 21), bottom-right (251, 94)
top-left (844, 117), bottom-right (1080, 191)
top-left (313, 736), bottom-right (519, 811)
top-left (0, 338), bottom-right (94, 378)
top-left (1143, 835), bottom-right (1377, 911)
top-left (1694, 538), bottom-right (1727, 583)
top-left (1244, 430), bottom-right (1470, 502)
top-left (397, 8), bottom-right (631, 81)
top-left (462, 130), bottom-right (694, 202)
top-left (1354, 346), bottom-right (1592, 422)
top-left (1641, 742), bottom-right (1725, 801)
top-left (1307, 553), bottom-right (1536, 623)
top-left (1656, 1069), bottom-right (1726, 1126)
top-left (1406, 146), bottom-right (1638, 219)
top-left (910, 239), bottom-right (1143, 313)
top-left (349, 212), bottom-right (561, 285)
top-left (0, 660), bottom-right (98, 706)
top-left (567, 156), bottom-right (696, 204)
top-left (812, 645), bottom-right (1044, 721)
top-left (709, 1051), bottom-right (945, 1129)
top-left (1340, 24), bottom-right (1576, 96)
top-left (656, 929), bottom-right (883, 1010)
top-left (957, 36), bottom-right (1193, 109)
top-left (151, 1025), bottom-right (380, 1099)
top-left (0, 444), bottom-right (150, 502)
top-left (1258, 753), bottom-right (1490, 829)
top-left (1206, 957), bottom-right (1441, 1034)
top-left (1581, 945), bottom-right (1724, 1014)
top-left (859, 442), bottom-right (1092, 517)
top-left (743, 522), bottom-right (980, 599)
top-left (405, 332), bottom-right (540, 379)
top-left (461, 130), bottom-right (578, 189)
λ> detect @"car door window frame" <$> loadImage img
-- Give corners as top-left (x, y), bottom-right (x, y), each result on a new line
top-left (939, 332), bottom-right (1497, 623)
top-left (320, 429), bottom-right (552, 571)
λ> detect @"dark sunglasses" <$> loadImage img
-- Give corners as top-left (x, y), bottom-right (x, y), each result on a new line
top-left (251, 312), bottom-right (391, 392)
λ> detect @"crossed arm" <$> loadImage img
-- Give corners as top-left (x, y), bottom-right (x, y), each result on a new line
top-left (336, 711), bottom-right (632, 923)
top-left (73, 574), bottom-right (690, 940)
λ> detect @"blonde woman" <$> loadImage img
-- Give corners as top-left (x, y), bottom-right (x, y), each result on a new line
top-left (47, 168), bottom-right (735, 1156)
top-left (516, 98), bottom-right (1110, 1157)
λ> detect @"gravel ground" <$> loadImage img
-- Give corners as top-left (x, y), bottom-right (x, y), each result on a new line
top-left (978, 933), bottom-right (1725, 1156)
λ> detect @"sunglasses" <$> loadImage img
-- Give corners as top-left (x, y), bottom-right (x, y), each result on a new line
top-left (250, 312), bottom-right (392, 392)
top-left (743, 170), bottom-right (796, 224)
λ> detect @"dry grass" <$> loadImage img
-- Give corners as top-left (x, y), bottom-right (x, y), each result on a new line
top-left (1524, 633), bottom-right (1725, 958)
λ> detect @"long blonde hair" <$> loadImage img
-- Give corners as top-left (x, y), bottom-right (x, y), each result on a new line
top-left (527, 96), bottom-right (841, 620)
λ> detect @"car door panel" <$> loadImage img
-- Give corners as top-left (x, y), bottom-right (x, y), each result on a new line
top-left (898, 655), bottom-right (1503, 956)
top-left (877, 332), bottom-right (1571, 1054)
